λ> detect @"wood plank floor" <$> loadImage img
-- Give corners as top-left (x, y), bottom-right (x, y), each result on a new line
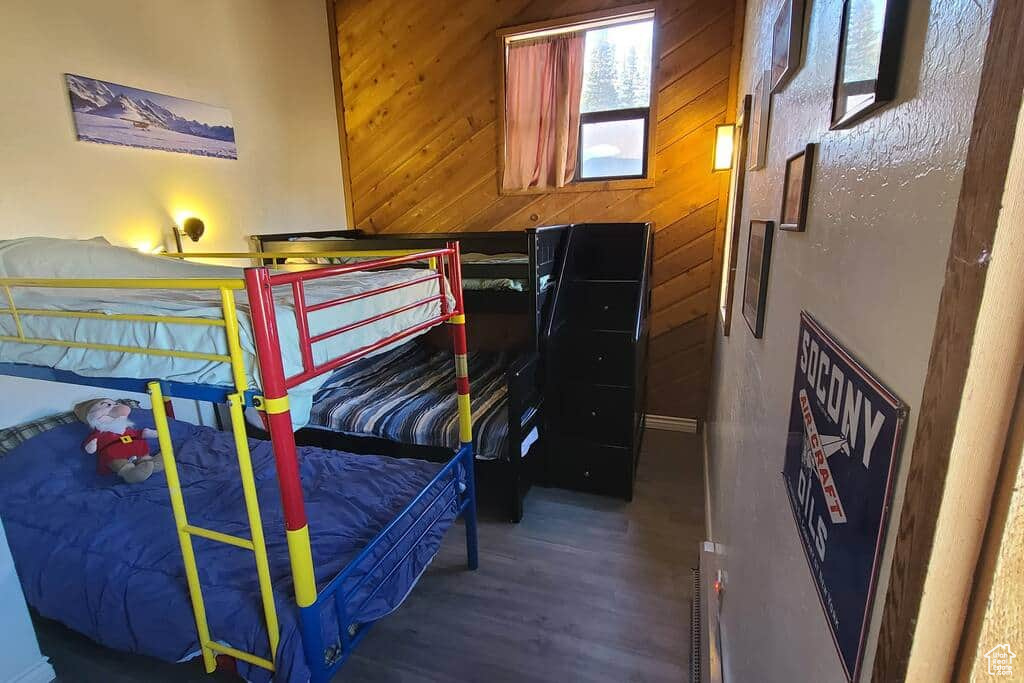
top-left (34, 429), bottom-right (703, 682)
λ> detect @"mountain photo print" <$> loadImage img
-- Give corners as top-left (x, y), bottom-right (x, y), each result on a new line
top-left (65, 74), bottom-right (236, 159)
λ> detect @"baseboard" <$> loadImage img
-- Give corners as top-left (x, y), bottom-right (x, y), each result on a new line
top-left (8, 658), bottom-right (56, 683)
top-left (644, 413), bottom-right (698, 432)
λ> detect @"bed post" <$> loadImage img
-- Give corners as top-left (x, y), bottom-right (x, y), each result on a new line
top-left (446, 242), bottom-right (478, 570)
top-left (243, 267), bottom-right (326, 679)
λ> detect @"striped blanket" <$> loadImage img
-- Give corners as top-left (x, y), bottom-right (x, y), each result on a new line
top-left (308, 341), bottom-right (519, 460)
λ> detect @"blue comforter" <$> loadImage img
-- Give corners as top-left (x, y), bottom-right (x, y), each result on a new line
top-left (0, 411), bottom-right (462, 682)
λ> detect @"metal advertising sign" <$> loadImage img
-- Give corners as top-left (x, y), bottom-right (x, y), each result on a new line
top-left (782, 311), bottom-right (908, 681)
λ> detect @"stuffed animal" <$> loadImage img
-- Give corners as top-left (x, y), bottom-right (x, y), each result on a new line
top-left (74, 398), bottom-right (164, 483)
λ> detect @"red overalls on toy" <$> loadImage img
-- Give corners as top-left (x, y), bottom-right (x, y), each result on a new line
top-left (85, 428), bottom-right (151, 475)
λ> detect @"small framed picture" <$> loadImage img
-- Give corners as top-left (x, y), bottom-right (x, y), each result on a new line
top-left (780, 143), bottom-right (815, 232)
top-left (747, 70), bottom-right (771, 171)
top-left (743, 220), bottom-right (774, 338)
top-left (770, 0), bottom-right (806, 93)
top-left (831, 0), bottom-right (910, 129)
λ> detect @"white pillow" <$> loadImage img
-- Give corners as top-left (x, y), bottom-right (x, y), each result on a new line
top-left (0, 237), bottom-right (239, 279)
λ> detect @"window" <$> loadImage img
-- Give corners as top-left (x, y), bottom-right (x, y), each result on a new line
top-left (498, 6), bottom-right (656, 194)
top-left (578, 20), bottom-right (654, 180)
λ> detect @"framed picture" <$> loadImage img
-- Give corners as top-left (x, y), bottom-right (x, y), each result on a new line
top-left (65, 74), bottom-right (236, 159)
top-left (721, 94), bottom-right (753, 336)
top-left (770, 0), bottom-right (806, 93)
top-left (831, 0), bottom-right (910, 129)
top-left (747, 70), bottom-right (771, 171)
top-left (780, 143), bottom-right (815, 231)
top-left (742, 220), bottom-right (774, 338)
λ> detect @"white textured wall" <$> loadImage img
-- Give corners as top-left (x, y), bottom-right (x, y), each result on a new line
top-left (0, 517), bottom-right (54, 683)
top-left (0, 0), bottom-right (347, 426)
top-left (706, 1), bottom-right (993, 681)
top-left (0, 0), bottom-right (347, 251)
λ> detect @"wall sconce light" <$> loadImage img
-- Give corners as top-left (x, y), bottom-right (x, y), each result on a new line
top-left (713, 123), bottom-right (736, 172)
top-left (172, 217), bottom-right (205, 252)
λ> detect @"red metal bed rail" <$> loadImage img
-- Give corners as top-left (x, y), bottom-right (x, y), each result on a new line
top-left (262, 246), bottom-right (463, 390)
top-left (240, 243), bottom-right (470, 650)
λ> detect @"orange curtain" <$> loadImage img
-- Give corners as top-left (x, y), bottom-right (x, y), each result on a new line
top-left (502, 33), bottom-right (585, 191)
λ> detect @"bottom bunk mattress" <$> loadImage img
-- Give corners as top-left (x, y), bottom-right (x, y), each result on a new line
top-left (307, 340), bottom-right (527, 461)
top-left (0, 411), bottom-right (465, 682)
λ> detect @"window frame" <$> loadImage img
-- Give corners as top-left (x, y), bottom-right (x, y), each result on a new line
top-left (576, 107), bottom-right (651, 182)
top-left (496, 3), bottom-right (659, 197)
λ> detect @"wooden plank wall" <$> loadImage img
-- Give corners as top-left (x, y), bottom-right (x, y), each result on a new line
top-left (332, 0), bottom-right (742, 417)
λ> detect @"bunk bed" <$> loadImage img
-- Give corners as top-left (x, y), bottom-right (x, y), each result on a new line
top-left (248, 227), bottom-right (567, 351)
top-left (0, 236), bottom-right (477, 683)
top-left (226, 227), bottom-right (569, 522)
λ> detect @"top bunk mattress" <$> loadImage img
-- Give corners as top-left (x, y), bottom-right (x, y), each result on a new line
top-left (0, 238), bottom-right (452, 426)
top-left (460, 253), bottom-right (532, 293)
top-left (284, 239), bottom-right (531, 292)
top-left (286, 237), bottom-right (530, 264)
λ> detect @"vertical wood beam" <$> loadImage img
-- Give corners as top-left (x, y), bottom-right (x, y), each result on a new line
top-left (955, 377), bottom-right (1024, 680)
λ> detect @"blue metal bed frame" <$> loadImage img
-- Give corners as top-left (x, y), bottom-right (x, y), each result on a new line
top-left (0, 360), bottom-right (478, 682)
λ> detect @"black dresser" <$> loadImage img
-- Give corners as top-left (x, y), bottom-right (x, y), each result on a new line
top-left (543, 223), bottom-right (652, 500)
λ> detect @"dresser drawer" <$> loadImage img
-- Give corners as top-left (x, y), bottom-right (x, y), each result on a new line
top-left (556, 331), bottom-right (634, 386)
top-left (568, 281), bottom-right (639, 331)
top-left (549, 436), bottom-right (633, 499)
top-left (552, 383), bottom-right (634, 446)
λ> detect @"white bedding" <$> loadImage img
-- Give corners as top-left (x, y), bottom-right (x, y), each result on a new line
top-left (0, 238), bottom-right (452, 427)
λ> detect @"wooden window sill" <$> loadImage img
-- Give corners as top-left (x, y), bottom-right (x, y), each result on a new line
top-left (499, 177), bottom-right (655, 196)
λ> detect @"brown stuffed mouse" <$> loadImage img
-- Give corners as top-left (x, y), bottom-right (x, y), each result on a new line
top-left (75, 398), bottom-right (164, 483)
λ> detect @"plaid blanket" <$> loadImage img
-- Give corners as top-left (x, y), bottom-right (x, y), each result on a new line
top-left (0, 411), bottom-right (78, 455)
top-left (308, 341), bottom-right (518, 460)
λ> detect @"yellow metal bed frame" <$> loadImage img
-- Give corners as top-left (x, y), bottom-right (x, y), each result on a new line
top-left (1, 275), bottom-right (279, 672)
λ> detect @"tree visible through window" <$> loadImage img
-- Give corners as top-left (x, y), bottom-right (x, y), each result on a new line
top-left (581, 26), bottom-right (652, 111)
top-left (499, 8), bottom-right (656, 192)
top-left (579, 20), bottom-right (654, 180)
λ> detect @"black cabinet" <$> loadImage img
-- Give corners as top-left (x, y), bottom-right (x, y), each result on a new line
top-left (543, 223), bottom-right (652, 500)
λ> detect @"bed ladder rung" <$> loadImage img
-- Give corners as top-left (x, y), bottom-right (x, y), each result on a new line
top-left (183, 524), bottom-right (255, 550)
top-left (205, 641), bottom-right (275, 671)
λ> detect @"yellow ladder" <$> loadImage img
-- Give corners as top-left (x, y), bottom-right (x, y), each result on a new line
top-left (149, 384), bottom-right (280, 674)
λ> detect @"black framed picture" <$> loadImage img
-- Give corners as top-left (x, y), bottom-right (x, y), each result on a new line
top-left (831, 0), bottom-right (910, 129)
top-left (780, 143), bottom-right (815, 231)
top-left (747, 70), bottom-right (771, 171)
top-left (743, 220), bottom-right (774, 338)
top-left (770, 0), bottom-right (806, 93)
